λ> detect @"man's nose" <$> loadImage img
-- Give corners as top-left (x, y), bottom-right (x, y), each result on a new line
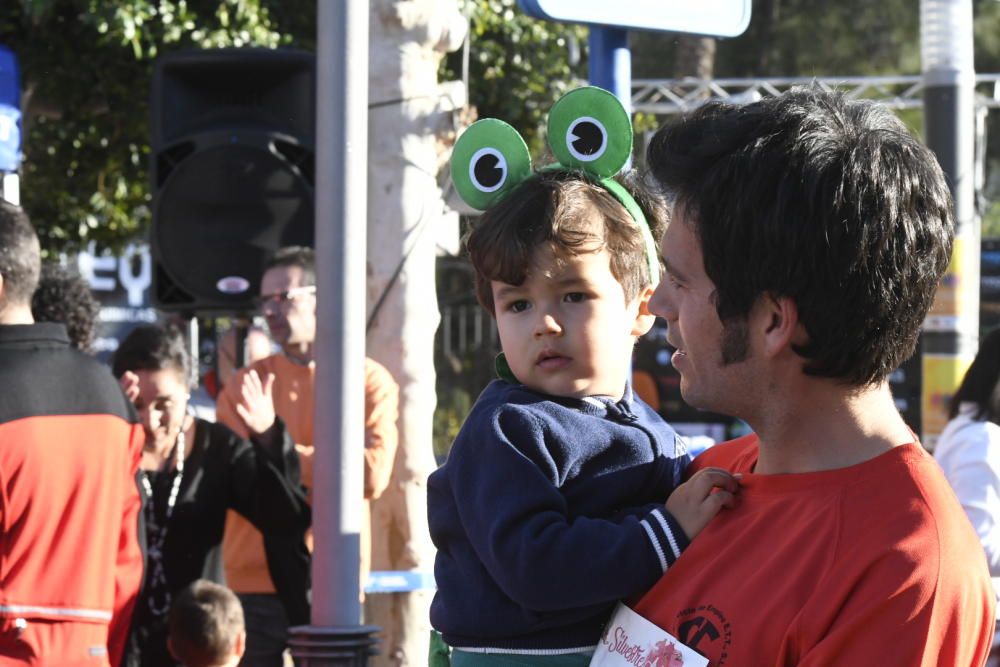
top-left (648, 284), bottom-right (675, 320)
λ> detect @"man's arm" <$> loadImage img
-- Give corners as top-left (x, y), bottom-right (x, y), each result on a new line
top-left (363, 359), bottom-right (398, 500)
top-left (796, 497), bottom-right (995, 667)
top-left (797, 552), bottom-right (994, 666)
top-left (108, 423), bottom-right (145, 667)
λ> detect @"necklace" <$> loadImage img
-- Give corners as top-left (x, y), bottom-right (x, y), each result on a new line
top-left (141, 425), bottom-right (186, 619)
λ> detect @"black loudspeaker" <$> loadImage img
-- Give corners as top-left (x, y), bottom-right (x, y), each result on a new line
top-left (150, 48), bottom-right (315, 313)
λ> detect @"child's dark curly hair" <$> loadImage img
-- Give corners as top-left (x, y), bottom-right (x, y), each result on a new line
top-left (31, 262), bottom-right (100, 353)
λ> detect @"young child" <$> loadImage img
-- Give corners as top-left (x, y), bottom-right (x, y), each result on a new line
top-left (428, 87), bottom-right (740, 665)
top-left (167, 580), bottom-right (246, 667)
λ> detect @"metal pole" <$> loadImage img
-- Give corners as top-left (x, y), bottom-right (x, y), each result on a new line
top-left (289, 0), bottom-right (378, 663)
top-left (233, 318), bottom-right (248, 370)
top-left (920, 0), bottom-right (980, 448)
top-left (187, 316), bottom-right (199, 388)
top-left (588, 26), bottom-right (632, 115)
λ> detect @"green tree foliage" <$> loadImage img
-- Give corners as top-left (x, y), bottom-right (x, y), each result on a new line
top-left (1, 0), bottom-right (315, 254)
top-left (974, 0), bottom-right (1000, 222)
top-left (717, 0), bottom-right (919, 77)
top-left (439, 0), bottom-right (587, 156)
top-left (634, 0), bottom-right (920, 80)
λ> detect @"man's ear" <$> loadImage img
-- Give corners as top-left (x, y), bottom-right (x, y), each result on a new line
top-left (757, 292), bottom-right (800, 359)
top-left (630, 285), bottom-right (657, 337)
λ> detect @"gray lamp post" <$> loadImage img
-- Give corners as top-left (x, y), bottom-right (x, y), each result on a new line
top-left (288, 1), bottom-right (379, 663)
top-left (920, 0), bottom-right (980, 447)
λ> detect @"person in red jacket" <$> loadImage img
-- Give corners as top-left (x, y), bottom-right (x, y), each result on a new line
top-left (635, 87), bottom-right (996, 665)
top-left (0, 201), bottom-right (144, 666)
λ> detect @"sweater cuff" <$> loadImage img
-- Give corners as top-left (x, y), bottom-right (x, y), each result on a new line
top-left (250, 417), bottom-right (290, 465)
top-left (639, 508), bottom-right (692, 573)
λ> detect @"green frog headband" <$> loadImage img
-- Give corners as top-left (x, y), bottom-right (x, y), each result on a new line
top-left (450, 86), bottom-right (660, 285)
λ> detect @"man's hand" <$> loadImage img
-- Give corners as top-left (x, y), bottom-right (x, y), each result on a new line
top-left (235, 370), bottom-right (277, 437)
top-left (665, 467), bottom-right (742, 540)
top-left (119, 371), bottom-right (140, 404)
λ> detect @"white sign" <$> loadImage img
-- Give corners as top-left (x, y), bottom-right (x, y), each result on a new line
top-left (74, 242), bottom-right (158, 359)
top-left (77, 242), bottom-right (152, 308)
top-left (519, 0), bottom-right (751, 37)
top-left (591, 603), bottom-right (709, 667)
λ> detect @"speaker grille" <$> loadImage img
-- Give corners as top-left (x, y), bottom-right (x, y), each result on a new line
top-left (153, 137), bottom-right (314, 312)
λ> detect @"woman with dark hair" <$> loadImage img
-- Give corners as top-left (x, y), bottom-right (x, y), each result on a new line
top-left (111, 324), bottom-right (309, 667)
top-left (935, 327), bottom-right (1000, 665)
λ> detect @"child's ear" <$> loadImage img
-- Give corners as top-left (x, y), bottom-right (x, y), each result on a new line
top-left (234, 630), bottom-right (247, 659)
top-left (630, 285), bottom-right (657, 337)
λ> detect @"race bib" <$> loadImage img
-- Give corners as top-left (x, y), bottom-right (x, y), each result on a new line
top-left (590, 602), bottom-right (709, 667)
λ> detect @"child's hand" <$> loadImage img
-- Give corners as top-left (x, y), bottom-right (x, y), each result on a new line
top-left (665, 467), bottom-right (742, 540)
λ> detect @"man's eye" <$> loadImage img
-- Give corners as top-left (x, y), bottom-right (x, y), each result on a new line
top-left (510, 300), bottom-right (530, 313)
top-left (564, 292), bottom-right (586, 303)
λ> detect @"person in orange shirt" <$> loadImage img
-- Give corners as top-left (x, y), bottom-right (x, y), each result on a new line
top-left (215, 246), bottom-right (399, 666)
top-left (203, 324), bottom-right (273, 400)
top-left (633, 87), bottom-right (996, 665)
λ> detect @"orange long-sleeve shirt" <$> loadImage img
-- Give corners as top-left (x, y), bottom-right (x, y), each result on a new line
top-left (216, 354), bottom-right (399, 595)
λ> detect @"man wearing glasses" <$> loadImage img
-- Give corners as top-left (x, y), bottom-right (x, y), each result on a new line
top-left (215, 246), bottom-right (400, 667)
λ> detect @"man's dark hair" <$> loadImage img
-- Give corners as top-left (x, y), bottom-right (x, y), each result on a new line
top-left (111, 323), bottom-right (194, 389)
top-left (948, 327), bottom-right (1000, 422)
top-left (168, 579), bottom-right (244, 667)
top-left (32, 263), bottom-right (100, 352)
top-left (465, 169), bottom-right (667, 315)
top-left (264, 246), bottom-right (315, 287)
top-left (0, 200), bottom-right (41, 307)
top-left (647, 86), bottom-right (954, 386)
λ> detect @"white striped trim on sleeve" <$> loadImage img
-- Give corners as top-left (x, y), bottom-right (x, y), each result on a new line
top-left (654, 510), bottom-right (683, 562)
top-left (640, 517), bottom-right (669, 573)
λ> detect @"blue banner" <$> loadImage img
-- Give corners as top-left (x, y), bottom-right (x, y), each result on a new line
top-left (0, 46), bottom-right (20, 172)
top-left (365, 570), bottom-right (436, 594)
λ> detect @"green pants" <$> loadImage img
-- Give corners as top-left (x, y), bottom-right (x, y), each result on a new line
top-left (430, 631), bottom-right (593, 666)
top-left (450, 648), bottom-right (593, 666)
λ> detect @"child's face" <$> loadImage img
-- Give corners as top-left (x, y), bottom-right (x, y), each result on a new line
top-left (492, 234), bottom-right (652, 400)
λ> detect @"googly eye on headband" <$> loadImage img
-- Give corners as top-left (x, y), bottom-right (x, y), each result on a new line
top-left (451, 86), bottom-right (660, 285)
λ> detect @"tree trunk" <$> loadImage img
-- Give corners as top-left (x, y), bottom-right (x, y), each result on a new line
top-left (673, 35), bottom-right (717, 79)
top-left (757, 0), bottom-right (781, 74)
top-left (365, 2), bottom-right (466, 665)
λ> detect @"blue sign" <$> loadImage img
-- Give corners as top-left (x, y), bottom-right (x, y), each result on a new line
top-left (518, 0), bottom-right (752, 37)
top-left (0, 46), bottom-right (20, 172)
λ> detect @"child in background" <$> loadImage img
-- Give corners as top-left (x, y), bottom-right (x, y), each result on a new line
top-left (428, 87), bottom-right (740, 665)
top-left (167, 580), bottom-right (245, 667)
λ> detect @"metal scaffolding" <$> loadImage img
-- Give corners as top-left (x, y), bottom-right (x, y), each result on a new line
top-left (632, 74), bottom-right (1000, 114)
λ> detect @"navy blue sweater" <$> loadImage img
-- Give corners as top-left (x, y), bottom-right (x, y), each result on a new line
top-left (428, 380), bottom-right (690, 654)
